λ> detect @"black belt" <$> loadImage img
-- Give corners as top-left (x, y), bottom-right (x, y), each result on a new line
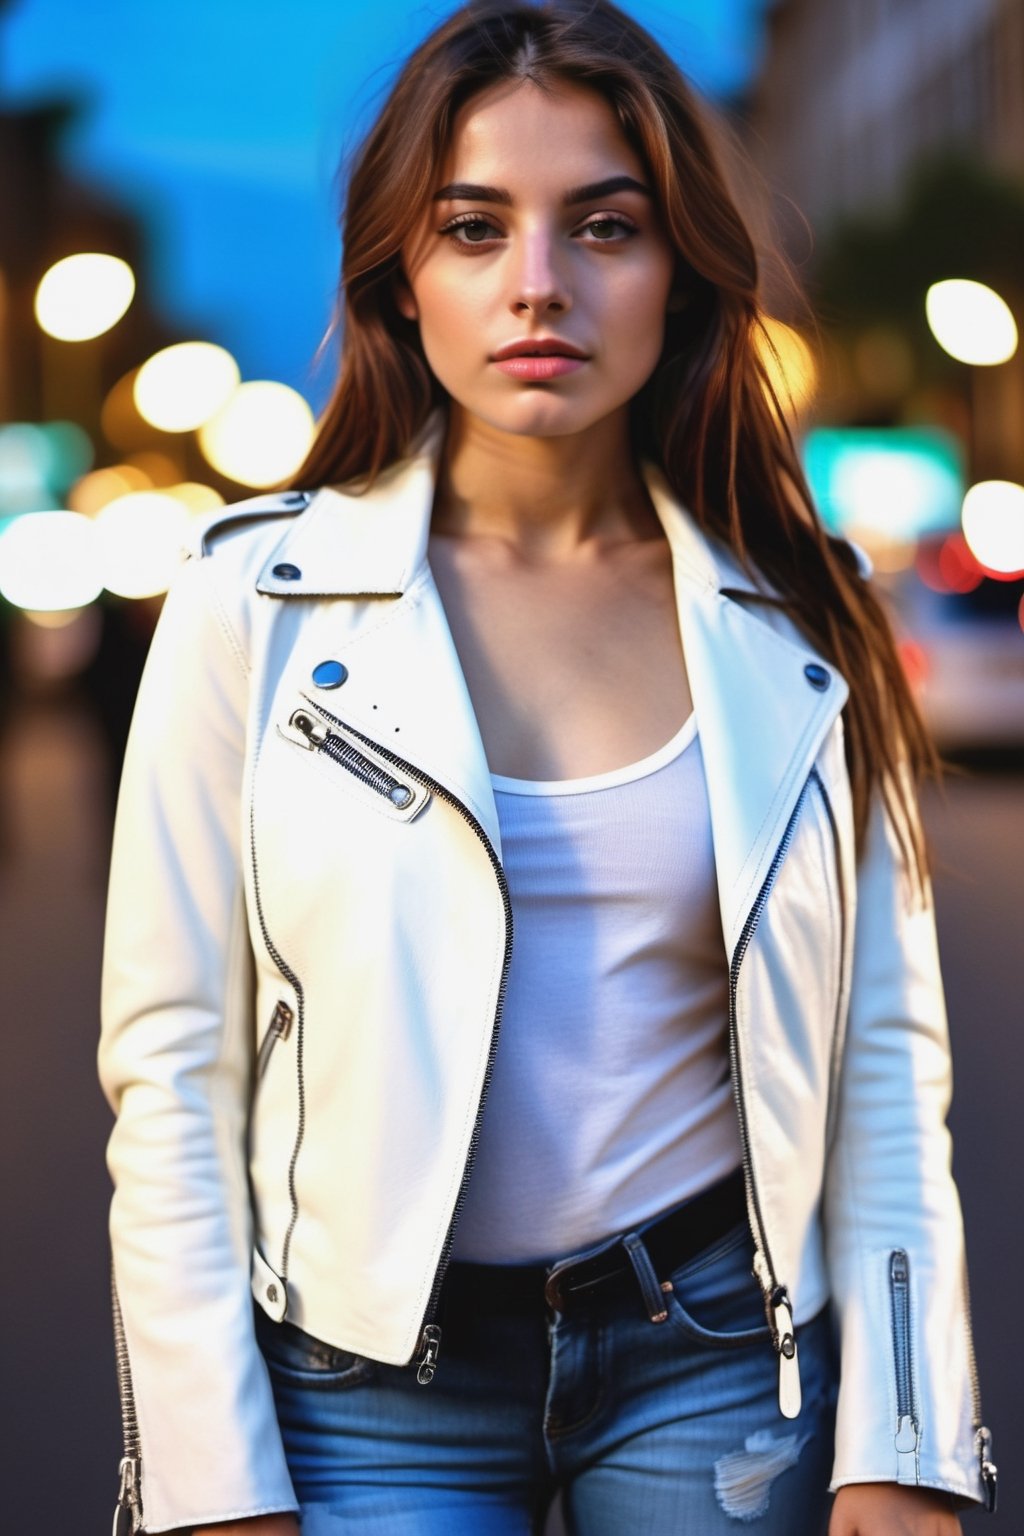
top-left (440, 1166), bottom-right (748, 1320)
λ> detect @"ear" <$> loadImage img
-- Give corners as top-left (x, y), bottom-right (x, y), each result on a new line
top-left (393, 269), bottom-right (419, 323)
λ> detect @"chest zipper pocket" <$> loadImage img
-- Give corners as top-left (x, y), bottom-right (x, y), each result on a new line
top-left (278, 704), bottom-right (432, 821)
top-left (889, 1249), bottom-right (920, 1477)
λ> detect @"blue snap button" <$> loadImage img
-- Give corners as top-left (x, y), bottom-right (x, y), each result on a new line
top-left (272, 562), bottom-right (302, 580)
top-left (390, 785), bottom-right (413, 808)
top-left (311, 659), bottom-right (348, 689)
top-left (804, 662), bottom-right (830, 690)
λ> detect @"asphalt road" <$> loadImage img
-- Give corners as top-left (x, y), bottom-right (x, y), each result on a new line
top-left (0, 699), bottom-right (1019, 1532)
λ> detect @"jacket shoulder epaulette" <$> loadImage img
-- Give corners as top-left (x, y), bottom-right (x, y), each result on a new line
top-left (184, 490), bottom-right (314, 560)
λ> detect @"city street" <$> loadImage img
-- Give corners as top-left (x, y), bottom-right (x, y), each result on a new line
top-left (1, 696), bottom-right (1019, 1531)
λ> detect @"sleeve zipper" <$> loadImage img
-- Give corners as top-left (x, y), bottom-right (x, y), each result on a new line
top-left (111, 1260), bottom-right (145, 1533)
top-left (889, 1248), bottom-right (920, 1475)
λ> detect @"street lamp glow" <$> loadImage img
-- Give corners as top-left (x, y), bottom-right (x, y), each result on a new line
top-left (961, 480), bottom-right (1024, 574)
top-left (0, 510), bottom-right (104, 609)
top-left (134, 342), bottom-right (241, 432)
top-left (34, 253), bottom-right (136, 341)
top-left (925, 279), bottom-right (1017, 366)
top-left (198, 381), bottom-right (315, 487)
top-left (97, 492), bottom-right (191, 598)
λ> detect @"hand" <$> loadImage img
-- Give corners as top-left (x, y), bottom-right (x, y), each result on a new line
top-left (829, 1482), bottom-right (961, 1535)
top-left (191, 1518), bottom-right (300, 1536)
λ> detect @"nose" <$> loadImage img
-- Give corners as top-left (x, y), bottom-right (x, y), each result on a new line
top-left (509, 225), bottom-right (572, 317)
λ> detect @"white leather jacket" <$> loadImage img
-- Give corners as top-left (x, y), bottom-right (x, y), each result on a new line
top-left (99, 410), bottom-right (996, 1532)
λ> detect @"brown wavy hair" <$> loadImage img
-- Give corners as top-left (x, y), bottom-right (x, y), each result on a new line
top-left (281, 0), bottom-right (943, 893)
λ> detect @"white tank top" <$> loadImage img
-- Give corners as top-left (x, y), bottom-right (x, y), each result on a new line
top-left (449, 714), bottom-right (744, 1263)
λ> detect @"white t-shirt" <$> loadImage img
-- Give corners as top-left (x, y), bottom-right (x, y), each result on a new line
top-left (449, 713), bottom-right (744, 1264)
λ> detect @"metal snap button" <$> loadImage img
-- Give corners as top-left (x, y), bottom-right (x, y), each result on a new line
top-left (804, 662), bottom-right (830, 690)
top-left (272, 562), bottom-right (302, 580)
top-left (266, 1283), bottom-right (278, 1304)
top-left (311, 659), bottom-right (348, 689)
top-left (389, 785), bottom-right (413, 808)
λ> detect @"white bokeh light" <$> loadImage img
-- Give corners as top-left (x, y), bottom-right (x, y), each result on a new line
top-left (34, 253), bottom-right (136, 342)
top-left (198, 381), bottom-right (315, 487)
top-left (961, 480), bottom-right (1024, 574)
top-left (925, 279), bottom-right (1018, 366)
top-left (134, 342), bottom-right (241, 432)
top-left (0, 511), bottom-right (104, 610)
top-left (96, 492), bottom-right (191, 598)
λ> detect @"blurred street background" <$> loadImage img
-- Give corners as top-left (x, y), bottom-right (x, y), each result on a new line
top-left (0, 0), bottom-right (1021, 1529)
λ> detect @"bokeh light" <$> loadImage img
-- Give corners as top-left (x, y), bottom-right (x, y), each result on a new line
top-left (961, 480), bottom-right (1024, 576)
top-left (68, 465), bottom-right (152, 516)
top-left (96, 492), bottom-right (191, 599)
top-left (197, 381), bottom-right (315, 487)
top-left (34, 253), bottom-right (136, 341)
top-left (925, 279), bottom-right (1018, 366)
top-left (134, 342), bottom-right (240, 432)
top-left (756, 318), bottom-right (818, 415)
top-left (0, 510), bottom-right (103, 610)
top-left (163, 482), bottom-right (226, 514)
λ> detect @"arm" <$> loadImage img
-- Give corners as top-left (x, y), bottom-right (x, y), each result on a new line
top-left (98, 552), bottom-right (299, 1532)
top-left (822, 763), bottom-right (993, 1512)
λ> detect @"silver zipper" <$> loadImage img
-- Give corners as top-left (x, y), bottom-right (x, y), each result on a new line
top-left (961, 1251), bottom-right (998, 1511)
top-left (810, 769), bottom-right (848, 1153)
top-left (111, 1261), bottom-right (144, 1533)
top-left (728, 771), bottom-right (813, 1419)
top-left (889, 1249), bottom-right (920, 1473)
top-left (299, 695), bottom-right (513, 1384)
top-left (255, 1000), bottom-right (294, 1080)
top-left (287, 708), bottom-right (421, 809)
top-left (248, 809), bottom-right (306, 1291)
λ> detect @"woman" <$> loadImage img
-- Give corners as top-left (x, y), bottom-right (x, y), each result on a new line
top-left (99, 2), bottom-right (996, 1533)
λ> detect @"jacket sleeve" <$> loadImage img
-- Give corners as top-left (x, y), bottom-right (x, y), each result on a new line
top-left (823, 764), bottom-right (995, 1510)
top-left (98, 551), bottom-right (299, 1532)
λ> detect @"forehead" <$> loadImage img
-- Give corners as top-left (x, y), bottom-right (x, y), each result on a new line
top-left (441, 78), bottom-right (643, 183)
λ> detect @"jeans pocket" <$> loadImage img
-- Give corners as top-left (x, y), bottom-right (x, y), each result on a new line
top-left (254, 1304), bottom-right (379, 1390)
top-left (663, 1220), bottom-right (772, 1348)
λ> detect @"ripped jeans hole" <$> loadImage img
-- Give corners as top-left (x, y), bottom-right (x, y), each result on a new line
top-left (713, 1427), bottom-right (813, 1521)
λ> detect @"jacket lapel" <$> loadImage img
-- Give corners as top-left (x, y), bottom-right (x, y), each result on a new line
top-left (256, 410), bottom-right (849, 954)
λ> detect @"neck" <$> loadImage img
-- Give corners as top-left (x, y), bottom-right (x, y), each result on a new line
top-left (429, 403), bottom-right (661, 561)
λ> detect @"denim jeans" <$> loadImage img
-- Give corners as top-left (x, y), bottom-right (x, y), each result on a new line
top-left (253, 1208), bottom-right (839, 1533)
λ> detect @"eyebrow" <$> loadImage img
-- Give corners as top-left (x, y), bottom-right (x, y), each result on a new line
top-left (432, 175), bottom-right (653, 206)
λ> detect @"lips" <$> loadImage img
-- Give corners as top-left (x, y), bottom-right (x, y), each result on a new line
top-left (491, 338), bottom-right (590, 361)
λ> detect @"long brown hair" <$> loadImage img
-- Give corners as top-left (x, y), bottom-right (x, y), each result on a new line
top-left (282, 0), bottom-right (943, 893)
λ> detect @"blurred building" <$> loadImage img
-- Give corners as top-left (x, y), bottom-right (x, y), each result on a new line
top-left (748, 0), bottom-right (1024, 233)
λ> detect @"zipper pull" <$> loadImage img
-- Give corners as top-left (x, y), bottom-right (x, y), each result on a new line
top-left (270, 1000), bottom-right (294, 1040)
top-left (415, 1323), bottom-right (442, 1385)
top-left (976, 1426), bottom-right (998, 1513)
top-left (112, 1455), bottom-right (142, 1535)
top-left (767, 1285), bottom-right (802, 1419)
top-left (289, 710), bottom-right (329, 748)
top-left (895, 1415), bottom-right (919, 1453)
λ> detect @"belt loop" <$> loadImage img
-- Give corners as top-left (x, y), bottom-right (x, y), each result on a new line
top-left (622, 1232), bottom-right (669, 1323)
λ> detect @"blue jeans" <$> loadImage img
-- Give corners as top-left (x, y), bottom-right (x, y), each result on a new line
top-left (253, 1209), bottom-right (839, 1533)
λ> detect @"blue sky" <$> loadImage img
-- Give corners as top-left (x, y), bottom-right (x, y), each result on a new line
top-left (3, 0), bottom-right (769, 412)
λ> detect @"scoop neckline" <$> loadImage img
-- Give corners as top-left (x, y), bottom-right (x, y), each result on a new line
top-left (489, 711), bottom-right (698, 796)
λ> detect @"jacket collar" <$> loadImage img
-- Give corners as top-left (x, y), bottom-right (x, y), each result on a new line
top-left (256, 407), bottom-right (741, 602)
top-left (257, 407), bottom-right (848, 952)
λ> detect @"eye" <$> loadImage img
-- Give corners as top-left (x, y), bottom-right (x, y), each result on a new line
top-left (437, 211), bottom-right (639, 251)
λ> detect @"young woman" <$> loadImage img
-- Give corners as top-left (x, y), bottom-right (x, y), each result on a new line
top-left (100, 2), bottom-right (997, 1532)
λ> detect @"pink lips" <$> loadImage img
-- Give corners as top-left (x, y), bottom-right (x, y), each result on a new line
top-left (492, 355), bottom-right (587, 380)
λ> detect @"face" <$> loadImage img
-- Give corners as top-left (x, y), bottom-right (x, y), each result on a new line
top-left (395, 78), bottom-right (680, 440)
